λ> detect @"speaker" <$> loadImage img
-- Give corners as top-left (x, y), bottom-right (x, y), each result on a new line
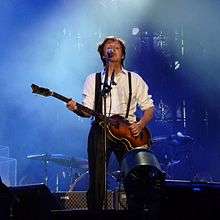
top-left (160, 180), bottom-right (220, 220)
top-left (0, 179), bottom-right (13, 219)
top-left (53, 191), bottom-right (114, 210)
top-left (9, 183), bottom-right (57, 220)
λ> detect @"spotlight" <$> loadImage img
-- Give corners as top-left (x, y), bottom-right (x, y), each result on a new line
top-left (121, 148), bottom-right (165, 211)
top-left (132, 27), bottom-right (140, 35)
top-left (174, 60), bottom-right (180, 70)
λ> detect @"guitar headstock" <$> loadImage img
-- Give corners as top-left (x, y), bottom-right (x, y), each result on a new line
top-left (31, 84), bottom-right (52, 97)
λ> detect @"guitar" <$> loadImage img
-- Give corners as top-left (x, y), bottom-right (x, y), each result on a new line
top-left (31, 84), bottom-right (152, 150)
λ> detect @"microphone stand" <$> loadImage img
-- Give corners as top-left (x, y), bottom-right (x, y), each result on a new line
top-left (101, 59), bottom-right (114, 209)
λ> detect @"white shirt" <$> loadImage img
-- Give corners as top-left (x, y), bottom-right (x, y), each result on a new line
top-left (82, 68), bottom-right (154, 123)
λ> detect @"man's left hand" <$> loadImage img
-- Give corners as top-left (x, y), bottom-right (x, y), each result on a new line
top-left (129, 122), bottom-right (143, 137)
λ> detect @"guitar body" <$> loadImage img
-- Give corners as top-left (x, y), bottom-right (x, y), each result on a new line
top-left (99, 115), bottom-right (152, 151)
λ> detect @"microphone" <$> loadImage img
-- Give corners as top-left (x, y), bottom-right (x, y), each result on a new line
top-left (106, 48), bottom-right (114, 58)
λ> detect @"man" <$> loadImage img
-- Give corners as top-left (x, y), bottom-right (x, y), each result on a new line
top-left (66, 36), bottom-right (155, 210)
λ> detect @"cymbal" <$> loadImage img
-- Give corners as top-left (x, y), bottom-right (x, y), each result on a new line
top-left (50, 155), bottom-right (88, 169)
top-left (152, 136), bottom-right (168, 144)
top-left (27, 153), bottom-right (88, 169)
top-left (27, 153), bottom-right (51, 161)
top-left (111, 170), bottom-right (121, 180)
top-left (152, 132), bottom-right (194, 146)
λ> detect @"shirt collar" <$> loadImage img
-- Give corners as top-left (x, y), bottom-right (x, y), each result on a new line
top-left (101, 67), bottom-right (128, 77)
top-left (100, 68), bottom-right (128, 85)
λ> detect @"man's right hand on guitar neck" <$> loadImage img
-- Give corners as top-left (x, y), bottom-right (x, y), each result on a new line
top-left (66, 100), bottom-right (77, 112)
top-left (66, 100), bottom-right (90, 117)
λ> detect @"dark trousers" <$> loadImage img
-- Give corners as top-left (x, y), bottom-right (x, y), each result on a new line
top-left (86, 122), bottom-right (127, 210)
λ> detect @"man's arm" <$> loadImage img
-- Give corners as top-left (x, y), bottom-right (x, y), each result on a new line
top-left (129, 106), bottom-right (154, 136)
top-left (138, 106), bottom-right (154, 128)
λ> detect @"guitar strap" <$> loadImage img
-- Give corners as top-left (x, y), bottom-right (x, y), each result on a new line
top-left (94, 71), bottom-right (132, 119)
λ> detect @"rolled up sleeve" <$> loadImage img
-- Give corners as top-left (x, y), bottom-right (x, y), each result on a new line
top-left (136, 75), bottom-right (154, 111)
top-left (82, 74), bottom-right (96, 110)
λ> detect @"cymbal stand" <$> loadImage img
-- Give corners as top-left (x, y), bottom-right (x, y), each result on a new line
top-left (69, 165), bottom-right (80, 188)
top-left (43, 157), bottom-right (49, 186)
top-left (55, 173), bottom-right (59, 192)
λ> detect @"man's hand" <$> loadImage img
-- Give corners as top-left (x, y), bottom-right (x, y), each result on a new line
top-left (129, 122), bottom-right (143, 137)
top-left (67, 99), bottom-right (90, 117)
top-left (66, 100), bottom-right (77, 112)
top-left (129, 107), bottom-right (154, 136)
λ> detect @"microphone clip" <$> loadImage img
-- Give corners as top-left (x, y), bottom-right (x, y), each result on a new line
top-left (101, 69), bottom-right (116, 97)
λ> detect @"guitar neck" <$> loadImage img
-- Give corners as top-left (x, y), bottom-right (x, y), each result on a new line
top-left (52, 92), bottom-right (104, 120)
top-left (52, 92), bottom-right (71, 103)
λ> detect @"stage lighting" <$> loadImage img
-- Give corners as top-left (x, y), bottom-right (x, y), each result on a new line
top-left (175, 60), bottom-right (180, 70)
top-left (132, 27), bottom-right (140, 35)
top-left (121, 148), bottom-right (165, 211)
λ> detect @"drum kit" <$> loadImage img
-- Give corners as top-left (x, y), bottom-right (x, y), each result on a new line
top-left (151, 131), bottom-right (195, 179)
top-left (26, 131), bottom-right (194, 192)
top-left (26, 153), bottom-right (88, 192)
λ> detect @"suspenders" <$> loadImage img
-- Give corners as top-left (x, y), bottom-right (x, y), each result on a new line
top-left (125, 71), bottom-right (132, 119)
top-left (94, 72), bottom-right (102, 115)
top-left (95, 71), bottom-right (132, 119)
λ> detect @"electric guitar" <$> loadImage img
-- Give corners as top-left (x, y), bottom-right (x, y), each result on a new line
top-left (31, 84), bottom-right (152, 150)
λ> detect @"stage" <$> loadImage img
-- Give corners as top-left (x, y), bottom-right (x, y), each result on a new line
top-left (1, 180), bottom-right (220, 220)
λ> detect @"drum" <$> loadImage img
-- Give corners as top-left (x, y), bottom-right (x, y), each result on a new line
top-left (69, 171), bottom-right (118, 191)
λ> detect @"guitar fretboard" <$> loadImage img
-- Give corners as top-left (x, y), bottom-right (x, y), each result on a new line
top-left (52, 92), bottom-right (71, 103)
top-left (52, 92), bottom-right (104, 120)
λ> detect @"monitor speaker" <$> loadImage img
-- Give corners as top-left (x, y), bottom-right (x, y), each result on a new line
top-left (160, 180), bottom-right (220, 220)
top-left (8, 183), bottom-right (57, 220)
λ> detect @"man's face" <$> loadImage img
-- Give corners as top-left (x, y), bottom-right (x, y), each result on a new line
top-left (103, 40), bottom-right (124, 64)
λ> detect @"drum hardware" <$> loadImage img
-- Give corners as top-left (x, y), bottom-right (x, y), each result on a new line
top-left (69, 171), bottom-right (118, 192)
top-left (26, 153), bottom-right (51, 186)
top-left (152, 132), bottom-right (195, 180)
top-left (27, 153), bottom-right (88, 191)
top-left (155, 99), bottom-right (173, 122)
top-left (152, 132), bottom-right (194, 167)
top-left (27, 153), bottom-right (88, 169)
top-left (152, 132), bottom-right (194, 146)
top-left (55, 171), bottom-right (72, 192)
top-left (111, 170), bottom-right (122, 182)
